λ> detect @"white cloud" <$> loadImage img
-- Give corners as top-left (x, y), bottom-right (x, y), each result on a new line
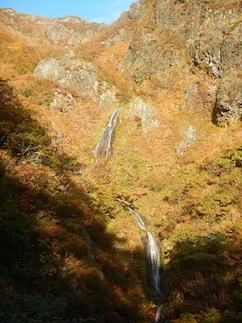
top-left (91, 0), bottom-right (134, 24)
top-left (91, 11), bottom-right (121, 24)
top-left (90, 16), bottom-right (109, 24)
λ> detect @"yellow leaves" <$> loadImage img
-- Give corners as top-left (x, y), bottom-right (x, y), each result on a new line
top-left (7, 41), bottom-right (23, 51)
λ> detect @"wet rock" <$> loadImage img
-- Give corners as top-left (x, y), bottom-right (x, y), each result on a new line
top-left (93, 109), bottom-right (120, 159)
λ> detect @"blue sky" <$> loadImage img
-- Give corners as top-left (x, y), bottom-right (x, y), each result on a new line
top-left (0, 0), bottom-right (136, 24)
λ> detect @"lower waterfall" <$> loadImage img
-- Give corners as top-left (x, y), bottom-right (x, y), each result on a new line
top-left (154, 304), bottom-right (163, 323)
top-left (146, 231), bottom-right (163, 298)
top-left (127, 207), bottom-right (165, 322)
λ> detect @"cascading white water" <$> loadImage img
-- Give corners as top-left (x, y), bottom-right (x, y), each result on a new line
top-left (127, 207), bottom-right (165, 322)
top-left (154, 304), bottom-right (163, 323)
top-left (93, 108), bottom-right (120, 159)
top-left (126, 206), bottom-right (146, 231)
top-left (146, 231), bottom-right (162, 296)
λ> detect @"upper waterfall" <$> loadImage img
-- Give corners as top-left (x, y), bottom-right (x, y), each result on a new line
top-left (93, 108), bottom-right (120, 159)
top-left (126, 206), bottom-right (146, 231)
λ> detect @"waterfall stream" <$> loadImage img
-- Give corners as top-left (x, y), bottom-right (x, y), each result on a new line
top-left (154, 305), bottom-right (164, 323)
top-left (93, 111), bottom-right (165, 320)
top-left (126, 206), bottom-right (146, 231)
top-left (93, 108), bottom-right (120, 159)
top-left (146, 231), bottom-right (163, 297)
top-left (127, 207), bottom-right (164, 322)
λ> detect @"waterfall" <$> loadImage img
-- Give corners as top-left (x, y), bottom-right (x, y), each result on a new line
top-left (146, 232), bottom-right (164, 298)
top-left (126, 206), bottom-right (146, 231)
top-left (93, 108), bottom-right (120, 159)
top-left (126, 207), bottom-right (165, 322)
top-left (155, 305), bottom-right (163, 323)
top-left (127, 207), bottom-right (163, 296)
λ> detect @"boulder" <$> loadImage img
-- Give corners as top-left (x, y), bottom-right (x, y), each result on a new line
top-left (129, 97), bottom-right (158, 132)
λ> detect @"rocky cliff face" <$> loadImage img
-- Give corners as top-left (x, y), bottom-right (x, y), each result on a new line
top-left (117, 0), bottom-right (242, 126)
top-left (3, 1), bottom-right (240, 126)
top-left (44, 17), bottom-right (106, 46)
top-left (33, 58), bottom-right (99, 100)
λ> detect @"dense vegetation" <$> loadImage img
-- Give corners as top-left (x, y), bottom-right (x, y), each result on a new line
top-left (0, 1), bottom-right (241, 321)
top-left (1, 77), bottom-right (241, 322)
top-left (160, 147), bottom-right (242, 320)
top-left (0, 79), bottom-right (152, 322)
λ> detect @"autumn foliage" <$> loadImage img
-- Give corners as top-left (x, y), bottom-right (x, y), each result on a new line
top-left (0, 78), bottom-right (150, 322)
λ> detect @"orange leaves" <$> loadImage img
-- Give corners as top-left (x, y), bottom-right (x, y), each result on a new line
top-left (37, 224), bottom-right (64, 238)
top-left (13, 164), bottom-right (46, 190)
top-left (0, 121), bottom-right (15, 135)
top-left (7, 41), bottom-right (23, 51)
top-left (17, 194), bottom-right (36, 212)
top-left (67, 232), bottom-right (87, 257)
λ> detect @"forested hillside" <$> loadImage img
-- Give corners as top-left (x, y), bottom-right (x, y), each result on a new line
top-left (0, 1), bottom-right (241, 322)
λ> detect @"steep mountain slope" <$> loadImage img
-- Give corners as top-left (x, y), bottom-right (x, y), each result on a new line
top-left (0, 1), bottom-right (241, 322)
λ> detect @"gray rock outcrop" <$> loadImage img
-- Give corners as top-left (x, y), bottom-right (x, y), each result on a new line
top-left (126, 1), bottom-right (145, 20)
top-left (99, 90), bottom-right (116, 109)
top-left (212, 72), bottom-right (242, 125)
top-left (101, 28), bottom-right (130, 49)
top-left (45, 20), bottom-right (105, 46)
top-left (183, 82), bottom-right (205, 110)
top-left (129, 97), bottom-right (158, 132)
top-left (175, 125), bottom-right (197, 156)
top-left (0, 9), bottom-right (106, 46)
top-left (119, 0), bottom-right (241, 126)
top-left (119, 32), bottom-right (181, 82)
top-left (50, 90), bottom-right (76, 113)
top-left (34, 58), bottom-right (99, 101)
